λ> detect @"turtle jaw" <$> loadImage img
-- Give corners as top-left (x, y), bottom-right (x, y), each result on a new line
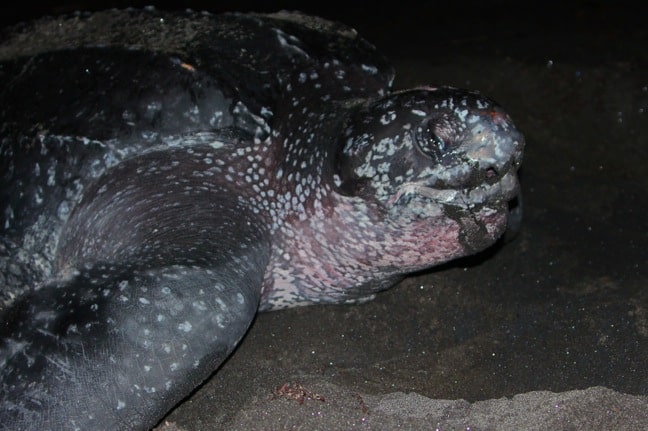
top-left (387, 168), bottom-right (522, 246)
top-left (387, 169), bottom-right (521, 253)
top-left (388, 169), bottom-right (520, 211)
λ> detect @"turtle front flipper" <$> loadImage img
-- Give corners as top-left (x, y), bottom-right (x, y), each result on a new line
top-left (0, 143), bottom-right (271, 430)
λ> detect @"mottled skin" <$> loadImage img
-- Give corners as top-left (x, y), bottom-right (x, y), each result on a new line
top-left (0, 9), bottom-right (524, 431)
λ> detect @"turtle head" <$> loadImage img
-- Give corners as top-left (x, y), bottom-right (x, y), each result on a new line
top-left (336, 87), bottom-right (525, 252)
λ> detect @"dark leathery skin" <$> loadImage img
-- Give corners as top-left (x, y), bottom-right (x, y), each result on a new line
top-left (0, 9), bottom-right (524, 430)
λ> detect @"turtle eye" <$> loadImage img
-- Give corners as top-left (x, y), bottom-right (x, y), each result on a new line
top-left (415, 122), bottom-right (445, 160)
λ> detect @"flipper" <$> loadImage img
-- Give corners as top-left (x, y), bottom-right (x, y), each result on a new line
top-left (0, 143), bottom-right (271, 430)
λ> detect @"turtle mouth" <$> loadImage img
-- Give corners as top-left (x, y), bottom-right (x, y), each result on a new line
top-left (387, 170), bottom-right (520, 210)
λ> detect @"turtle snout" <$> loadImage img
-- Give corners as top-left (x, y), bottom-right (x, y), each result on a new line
top-left (464, 108), bottom-right (525, 185)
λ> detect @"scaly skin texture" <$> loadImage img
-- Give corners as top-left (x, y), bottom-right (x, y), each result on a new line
top-left (0, 9), bottom-right (524, 431)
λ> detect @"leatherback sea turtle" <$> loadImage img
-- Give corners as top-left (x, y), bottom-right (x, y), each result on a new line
top-left (0, 9), bottom-right (524, 430)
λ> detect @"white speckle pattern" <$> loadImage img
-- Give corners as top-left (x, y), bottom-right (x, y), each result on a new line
top-left (259, 87), bottom-right (523, 310)
top-left (0, 9), bottom-right (524, 431)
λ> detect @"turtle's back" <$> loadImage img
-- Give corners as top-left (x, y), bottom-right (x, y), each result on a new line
top-left (0, 9), bottom-right (394, 304)
top-left (1, 9), bottom-right (394, 137)
top-left (0, 8), bottom-right (395, 198)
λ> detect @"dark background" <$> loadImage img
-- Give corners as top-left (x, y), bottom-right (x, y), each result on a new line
top-left (3, 1), bottom-right (647, 66)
